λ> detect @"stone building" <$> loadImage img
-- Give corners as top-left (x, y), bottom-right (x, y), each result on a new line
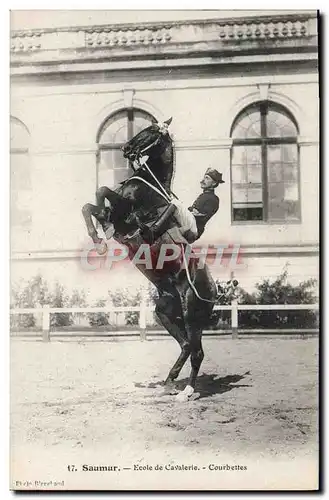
top-left (10, 10), bottom-right (319, 298)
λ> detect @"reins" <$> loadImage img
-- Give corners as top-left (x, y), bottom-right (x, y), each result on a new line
top-left (138, 157), bottom-right (172, 203)
top-left (129, 175), bottom-right (170, 203)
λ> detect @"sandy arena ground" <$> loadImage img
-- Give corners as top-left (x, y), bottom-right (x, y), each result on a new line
top-left (10, 337), bottom-right (319, 490)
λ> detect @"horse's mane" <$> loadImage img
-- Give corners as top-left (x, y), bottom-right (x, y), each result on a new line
top-left (147, 133), bottom-right (175, 191)
top-left (123, 123), bottom-right (175, 192)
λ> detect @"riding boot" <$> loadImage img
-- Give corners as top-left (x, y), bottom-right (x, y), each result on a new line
top-left (140, 203), bottom-right (176, 244)
top-left (166, 226), bottom-right (189, 245)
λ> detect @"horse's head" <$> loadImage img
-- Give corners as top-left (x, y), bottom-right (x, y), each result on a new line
top-left (122, 117), bottom-right (172, 162)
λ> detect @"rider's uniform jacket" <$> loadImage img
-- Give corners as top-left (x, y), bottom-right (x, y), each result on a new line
top-left (188, 189), bottom-right (219, 237)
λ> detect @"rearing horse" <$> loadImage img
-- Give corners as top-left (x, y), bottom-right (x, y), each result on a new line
top-left (82, 118), bottom-right (218, 402)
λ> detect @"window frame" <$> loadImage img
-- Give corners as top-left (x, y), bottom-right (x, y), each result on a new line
top-left (230, 101), bottom-right (301, 225)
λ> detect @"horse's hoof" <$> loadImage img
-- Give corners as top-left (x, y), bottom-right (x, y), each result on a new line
top-left (176, 385), bottom-right (195, 402)
top-left (95, 240), bottom-right (107, 255)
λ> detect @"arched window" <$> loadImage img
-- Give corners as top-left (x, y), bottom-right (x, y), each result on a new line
top-left (97, 108), bottom-right (156, 188)
top-left (230, 101), bottom-right (300, 223)
top-left (10, 117), bottom-right (32, 229)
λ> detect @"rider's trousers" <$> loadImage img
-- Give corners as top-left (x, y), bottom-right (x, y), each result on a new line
top-left (171, 198), bottom-right (198, 241)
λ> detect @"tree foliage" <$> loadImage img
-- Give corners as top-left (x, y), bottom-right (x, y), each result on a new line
top-left (211, 270), bottom-right (318, 330)
top-left (10, 270), bottom-right (318, 332)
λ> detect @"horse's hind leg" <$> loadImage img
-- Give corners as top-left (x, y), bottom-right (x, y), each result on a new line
top-left (155, 292), bottom-right (190, 394)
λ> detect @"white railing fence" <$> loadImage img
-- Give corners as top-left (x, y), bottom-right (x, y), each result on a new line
top-left (10, 300), bottom-right (319, 342)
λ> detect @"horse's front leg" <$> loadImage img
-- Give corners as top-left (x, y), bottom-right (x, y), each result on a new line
top-left (175, 325), bottom-right (203, 402)
top-left (95, 186), bottom-right (113, 213)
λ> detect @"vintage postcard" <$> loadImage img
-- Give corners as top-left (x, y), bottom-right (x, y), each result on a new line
top-left (10, 9), bottom-right (319, 491)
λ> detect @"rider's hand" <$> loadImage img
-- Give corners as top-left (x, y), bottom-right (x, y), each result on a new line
top-left (139, 155), bottom-right (149, 166)
top-left (191, 208), bottom-right (206, 217)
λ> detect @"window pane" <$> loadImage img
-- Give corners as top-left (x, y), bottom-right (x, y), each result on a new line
top-left (282, 144), bottom-right (298, 162)
top-left (247, 164), bottom-right (262, 183)
top-left (99, 150), bottom-right (132, 188)
top-left (268, 182), bottom-right (285, 202)
top-left (232, 145), bottom-right (261, 164)
top-left (232, 186), bottom-right (247, 203)
top-left (284, 201), bottom-right (299, 220)
top-left (98, 168), bottom-right (132, 189)
top-left (268, 144), bottom-right (298, 163)
top-left (284, 164), bottom-right (298, 182)
top-left (232, 145), bottom-right (262, 184)
top-left (267, 145), bottom-right (281, 162)
top-left (268, 182), bottom-right (285, 220)
top-left (99, 150), bottom-right (128, 171)
top-left (99, 111), bottom-right (128, 145)
top-left (251, 207), bottom-right (263, 220)
top-left (10, 119), bottom-right (29, 150)
top-left (268, 181), bottom-right (299, 221)
top-left (268, 200), bottom-right (299, 221)
top-left (133, 110), bottom-right (154, 135)
top-left (233, 208), bottom-right (248, 221)
top-left (233, 207), bottom-right (263, 221)
top-left (268, 146), bottom-right (298, 183)
top-left (247, 186), bottom-right (262, 202)
top-left (247, 146), bottom-right (261, 164)
top-left (232, 185), bottom-right (262, 204)
top-left (284, 183), bottom-right (299, 201)
top-left (266, 110), bottom-right (298, 138)
top-left (232, 165), bottom-right (247, 183)
top-left (231, 106), bottom-right (261, 139)
top-left (268, 162), bottom-right (284, 183)
top-left (268, 200), bottom-right (287, 220)
top-left (231, 146), bottom-right (245, 164)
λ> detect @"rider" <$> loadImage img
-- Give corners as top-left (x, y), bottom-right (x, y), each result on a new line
top-left (123, 166), bottom-right (224, 246)
top-left (167, 168), bottom-right (224, 244)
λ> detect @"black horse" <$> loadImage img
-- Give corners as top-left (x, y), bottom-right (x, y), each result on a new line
top-left (82, 118), bottom-right (224, 401)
